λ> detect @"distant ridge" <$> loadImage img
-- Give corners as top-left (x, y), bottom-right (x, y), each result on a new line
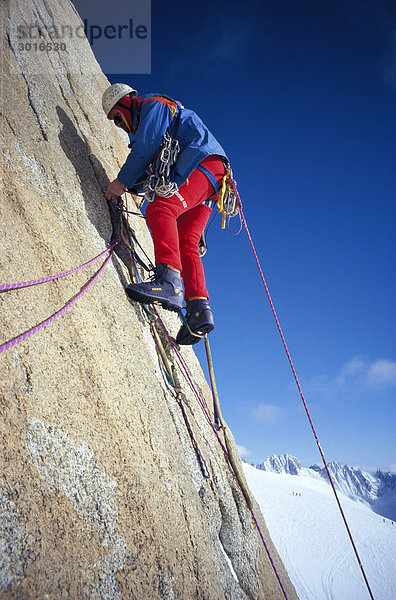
top-left (254, 454), bottom-right (396, 520)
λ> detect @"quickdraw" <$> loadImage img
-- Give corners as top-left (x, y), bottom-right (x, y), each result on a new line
top-left (217, 166), bottom-right (241, 229)
top-left (144, 130), bottom-right (180, 202)
top-left (143, 105), bottom-right (182, 204)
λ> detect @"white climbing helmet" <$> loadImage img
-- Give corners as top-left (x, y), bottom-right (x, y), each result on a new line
top-left (102, 83), bottom-right (137, 118)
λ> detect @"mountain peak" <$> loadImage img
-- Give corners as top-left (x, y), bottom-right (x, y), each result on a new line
top-left (256, 454), bottom-right (302, 475)
top-left (254, 455), bottom-right (396, 520)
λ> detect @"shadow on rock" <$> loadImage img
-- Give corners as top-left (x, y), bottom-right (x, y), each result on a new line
top-left (56, 105), bottom-right (139, 285)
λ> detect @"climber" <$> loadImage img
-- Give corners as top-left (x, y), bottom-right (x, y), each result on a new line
top-left (103, 82), bottom-right (229, 345)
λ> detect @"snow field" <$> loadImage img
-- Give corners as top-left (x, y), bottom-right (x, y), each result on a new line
top-left (243, 463), bottom-right (396, 600)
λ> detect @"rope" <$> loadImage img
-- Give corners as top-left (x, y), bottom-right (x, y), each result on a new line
top-left (203, 335), bottom-right (255, 511)
top-left (115, 196), bottom-right (154, 274)
top-left (150, 320), bottom-right (210, 479)
top-left (153, 309), bottom-right (290, 600)
top-left (118, 216), bottom-right (210, 480)
top-left (179, 310), bottom-right (204, 343)
top-left (226, 210), bottom-right (243, 236)
top-left (117, 204), bottom-right (291, 596)
top-left (239, 204), bottom-right (376, 600)
top-left (203, 335), bottom-right (224, 431)
top-left (0, 243), bottom-right (118, 291)
top-left (0, 247), bottom-right (116, 355)
top-left (1, 204), bottom-right (288, 593)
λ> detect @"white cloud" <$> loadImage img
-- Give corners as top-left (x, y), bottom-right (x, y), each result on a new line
top-left (338, 357), bottom-right (366, 378)
top-left (389, 463), bottom-right (396, 474)
top-left (367, 359), bottom-right (396, 386)
top-left (237, 445), bottom-right (252, 458)
top-left (309, 356), bottom-right (396, 398)
top-left (251, 403), bottom-right (287, 424)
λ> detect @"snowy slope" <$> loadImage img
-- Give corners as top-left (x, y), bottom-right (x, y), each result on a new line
top-left (255, 454), bottom-right (396, 520)
top-left (243, 463), bottom-right (396, 600)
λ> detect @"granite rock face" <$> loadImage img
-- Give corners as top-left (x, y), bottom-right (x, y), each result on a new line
top-left (0, 2), bottom-right (299, 599)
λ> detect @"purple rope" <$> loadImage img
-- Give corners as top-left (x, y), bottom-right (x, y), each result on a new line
top-left (176, 391), bottom-right (211, 479)
top-left (150, 319), bottom-right (210, 478)
top-left (0, 251), bottom-right (114, 355)
top-left (153, 309), bottom-right (290, 600)
top-left (0, 243), bottom-right (118, 291)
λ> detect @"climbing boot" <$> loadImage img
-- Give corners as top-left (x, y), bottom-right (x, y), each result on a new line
top-left (125, 263), bottom-right (184, 312)
top-left (176, 299), bottom-right (214, 345)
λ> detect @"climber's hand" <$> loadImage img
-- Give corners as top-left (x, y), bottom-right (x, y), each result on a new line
top-left (105, 179), bottom-right (127, 201)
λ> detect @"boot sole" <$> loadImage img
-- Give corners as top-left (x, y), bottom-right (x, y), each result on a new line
top-left (176, 322), bottom-right (215, 345)
top-left (125, 286), bottom-right (182, 313)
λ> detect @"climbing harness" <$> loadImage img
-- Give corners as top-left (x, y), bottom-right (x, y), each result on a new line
top-left (197, 161), bottom-right (242, 246)
top-left (197, 161), bottom-right (240, 224)
top-left (139, 96), bottom-right (242, 231)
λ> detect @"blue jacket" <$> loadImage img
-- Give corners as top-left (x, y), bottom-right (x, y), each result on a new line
top-left (117, 94), bottom-right (228, 190)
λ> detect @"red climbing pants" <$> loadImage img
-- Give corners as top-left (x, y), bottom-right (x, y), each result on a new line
top-left (146, 156), bottom-right (225, 299)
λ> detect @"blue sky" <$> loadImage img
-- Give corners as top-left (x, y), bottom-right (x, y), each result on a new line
top-left (87, 1), bottom-right (395, 471)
